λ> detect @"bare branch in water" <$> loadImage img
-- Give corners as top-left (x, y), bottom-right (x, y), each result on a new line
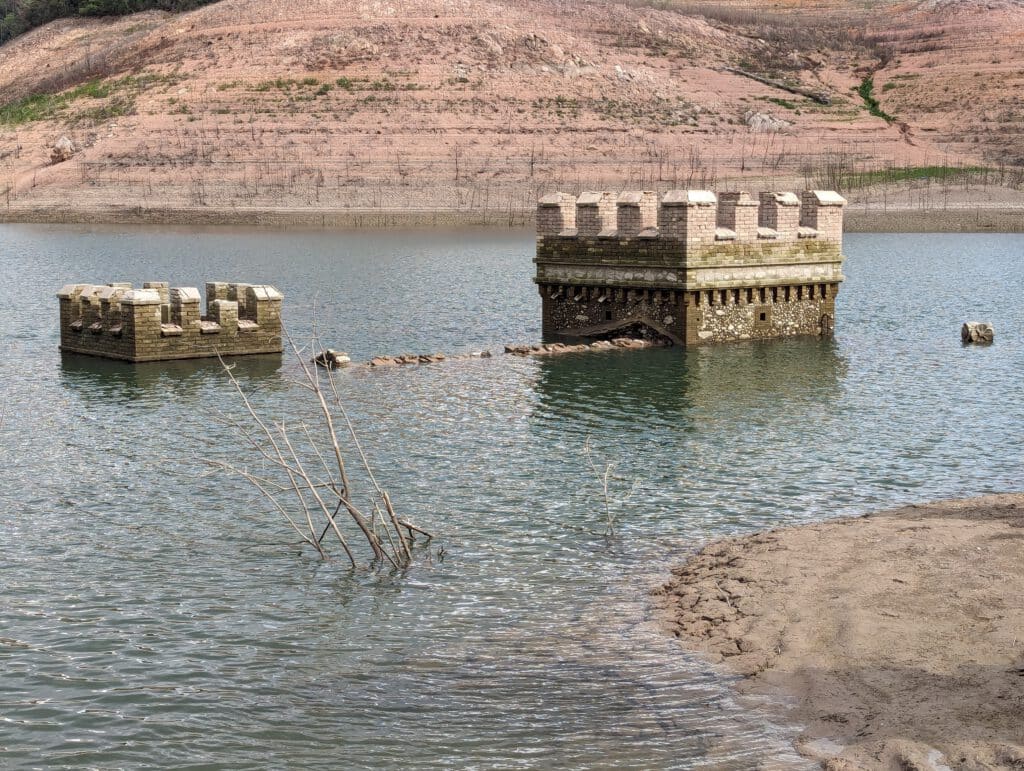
top-left (209, 322), bottom-right (435, 570)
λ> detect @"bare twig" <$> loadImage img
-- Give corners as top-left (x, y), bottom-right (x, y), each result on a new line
top-left (583, 437), bottom-right (639, 536)
top-left (211, 323), bottom-right (434, 570)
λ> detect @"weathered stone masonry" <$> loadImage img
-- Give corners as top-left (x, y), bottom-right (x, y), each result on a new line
top-left (57, 281), bottom-right (283, 361)
top-left (535, 189), bottom-right (846, 345)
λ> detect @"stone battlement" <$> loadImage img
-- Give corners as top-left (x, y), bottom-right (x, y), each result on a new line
top-left (537, 189), bottom-right (845, 245)
top-left (57, 281), bottom-right (283, 362)
top-left (535, 190), bottom-right (846, 346)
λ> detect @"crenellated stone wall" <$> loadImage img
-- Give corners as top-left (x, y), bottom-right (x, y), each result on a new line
top-left (535, 189), bottom-right (845, 345)
top-left (57, 281), bottom-right (283, 361)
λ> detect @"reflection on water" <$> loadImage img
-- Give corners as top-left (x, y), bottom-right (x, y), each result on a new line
top-left (532, 338), bottom-right (847, 427)
top-left (59, 352), bottom-right (285, 403)
top-left (1, 226), bottom-right (1023, 768)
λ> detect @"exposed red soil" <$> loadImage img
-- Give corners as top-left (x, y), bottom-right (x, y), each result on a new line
top-left (0, 0), bottom-right (1021, 222)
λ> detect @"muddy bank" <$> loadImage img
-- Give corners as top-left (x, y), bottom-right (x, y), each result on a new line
top-left (2, 204), bottom-right (1023, 233)
top-left (655, 494), bottom-right (1024, 770)
top-left (844, 208), bottom-right (1024, 233)
top-left (0, 205), bottom-right (525, 229)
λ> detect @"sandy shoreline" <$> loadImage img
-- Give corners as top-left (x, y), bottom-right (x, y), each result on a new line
top-left (655, 494), bottom-right (1024, 769)
top-left (1, 205), bottom-right (1022, 232)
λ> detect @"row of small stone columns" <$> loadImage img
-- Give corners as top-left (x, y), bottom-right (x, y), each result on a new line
top-left (537, 190), bottom-right (845, 243)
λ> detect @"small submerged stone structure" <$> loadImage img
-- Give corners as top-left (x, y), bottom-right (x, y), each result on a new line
top-left (57, 281), bottom-right (283, 361)
top-left (535, 189), bottom-right (847, 345)
top-left (961, 321), bottom-right (994, 344)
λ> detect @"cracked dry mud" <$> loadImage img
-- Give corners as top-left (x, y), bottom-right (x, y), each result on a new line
top-left (654, 493), bottom-right (1024, 770)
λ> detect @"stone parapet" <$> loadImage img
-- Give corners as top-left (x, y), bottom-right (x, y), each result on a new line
top-left (57, 281), bottom-right (283, 362)
top-left (536, 189), bottom-right (845, 251)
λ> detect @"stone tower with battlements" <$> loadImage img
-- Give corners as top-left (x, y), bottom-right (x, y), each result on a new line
top-left (534, 189), bottom-right (846, 345)
top-left (57, 281), bottom-right (283, 362)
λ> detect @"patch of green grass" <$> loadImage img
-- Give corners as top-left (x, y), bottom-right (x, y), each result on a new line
top-left (881, 81), bottom-right (898, 92)
top-left (75, 98), bottom-right (131, 124)
top-left (765, 96), bottom-right (797, 110)
top-left (857, 76), bottom-right (894, 122)
top-left (854, 165), bottom-right (990, 186)
top-left (0, 78), bottom-right (115, 125)
top-left (0, 73), bottom-right (177, 126)
top-left (833, 164), bottom-right (993, 190)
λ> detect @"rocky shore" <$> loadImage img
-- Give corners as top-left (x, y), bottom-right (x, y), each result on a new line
top-left (655, 494), bottom-right (1024, 769)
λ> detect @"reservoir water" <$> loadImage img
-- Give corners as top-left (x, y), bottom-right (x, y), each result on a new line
top-left (1, 226), bottom-right (1022, 768)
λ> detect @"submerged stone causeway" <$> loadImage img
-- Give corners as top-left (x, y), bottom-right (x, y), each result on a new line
top-left (57, 281), bottom-right (283, 361)
top-left (535, 189), bottom-right (846, 345)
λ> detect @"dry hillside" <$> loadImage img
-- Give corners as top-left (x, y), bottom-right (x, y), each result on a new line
top-left (0, 0), bottom-right (1022, 223)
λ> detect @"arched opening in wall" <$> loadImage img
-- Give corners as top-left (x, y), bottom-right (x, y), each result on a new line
top-left (594, 320), bottom-right (676, 346)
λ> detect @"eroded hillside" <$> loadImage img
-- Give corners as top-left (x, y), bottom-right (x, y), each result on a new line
top-left (0, 0), bottom-right (1021, 221)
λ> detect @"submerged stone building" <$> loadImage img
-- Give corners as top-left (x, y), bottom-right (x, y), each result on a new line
top-left (57, 281), bottom-right (283, 361)
top-left (534, 189), bottom-right (846, 345)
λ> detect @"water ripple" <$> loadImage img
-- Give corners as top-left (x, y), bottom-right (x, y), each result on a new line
top-left (0, 226), bottom-right (1022, 768)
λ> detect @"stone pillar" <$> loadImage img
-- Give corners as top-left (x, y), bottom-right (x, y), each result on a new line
top-left (247, 285), bottom-right (283, 329)
top-left (537, 192), bottom-right (577, 235)
top-left (228, 284), bottom-right (252, 319)
top-left (205, 282), bottom-right (230, 315)
top-left (79, 286), bottom-right (104, 330)
top-left (759, 192), bottom-right (801, 240)
top-left (170, 286), bottom-right (202, 331)
top-left (96, 285), bottom-right (129, 329)
top-left (658, 190), bottom-right (717, 248)
top-left (616, 191), bottom-right (658, 237)
top-left (717, 192), bottom-right (759, 242)
top-left (143, 281), bottom-right (170, 305)
top-left (800, 190), bottom-right (846, 242)
top-left (576, 191), bottom-right (616, 237)
top-left (211, 299), bottom-right (239, 334)
top-left (120, 288), bottom-right (163, 360)
top-left (57, 284), bottom-right (89, 346)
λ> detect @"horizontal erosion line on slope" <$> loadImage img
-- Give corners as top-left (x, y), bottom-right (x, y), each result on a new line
top-left (75, 155), bottom-right (907, 169)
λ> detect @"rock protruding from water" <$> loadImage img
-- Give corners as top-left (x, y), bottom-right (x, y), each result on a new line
top-left (313, 349), bottom-right (352, 368)
top-left (961, 322), bottom-right (994, 344)
top-left (369, 352), bottom-right (452, 367)
top-left (504, 337), bottom-right (666, 356)
top-left (319, 336), bottom-right (664, 372)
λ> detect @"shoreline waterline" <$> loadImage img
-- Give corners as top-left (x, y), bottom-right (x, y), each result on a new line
top-left (2, 204), bottom-right (1023, 232)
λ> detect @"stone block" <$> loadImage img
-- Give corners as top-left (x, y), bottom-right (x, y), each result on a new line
top-left (576, 191), bottom-right (617, 236)
top-left (538, 192), bottom-right (577, 235)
